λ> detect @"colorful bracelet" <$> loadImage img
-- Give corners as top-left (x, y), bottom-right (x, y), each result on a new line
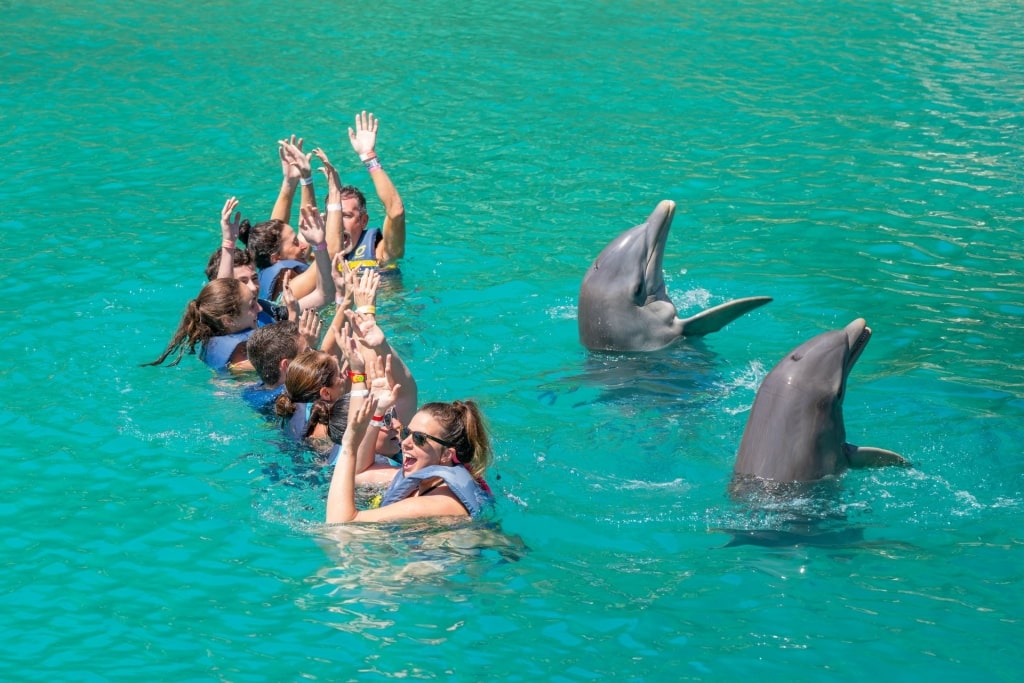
top-left (312, 242), bottom-right (327, 252)
top-left (300, 176), bottom-right (314, 186)
top-left (348, 372), bottom-right (366, 383)
top-left (221, 241), bottom-right (235, 250)
top-left (364, 158), bottom-right (382, 173)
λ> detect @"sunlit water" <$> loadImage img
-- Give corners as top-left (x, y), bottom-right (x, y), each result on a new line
top-left (2, 1), bottom-right (1021, 680)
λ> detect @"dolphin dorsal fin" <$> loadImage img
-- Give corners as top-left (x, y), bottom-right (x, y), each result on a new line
top-left (680, 296), bottom-right (772, 337)
top-left (846, 444), bottom-right (911, 469)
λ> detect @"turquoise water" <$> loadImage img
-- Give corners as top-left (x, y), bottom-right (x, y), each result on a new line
top-left (2, 0), bottom-right (1022, 680)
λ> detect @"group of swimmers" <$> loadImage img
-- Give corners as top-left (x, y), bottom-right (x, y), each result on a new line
top-left (144, 113), bottom-right (494, 523)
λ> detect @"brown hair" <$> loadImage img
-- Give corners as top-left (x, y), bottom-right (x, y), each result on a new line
top-left (420, 400), bottom-right (492, 480)
top-left (142, 279), bottom-right (246, 367)
top-left (274, 350), bottom-right (341, 438)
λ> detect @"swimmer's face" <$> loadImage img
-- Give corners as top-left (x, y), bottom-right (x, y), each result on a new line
top-left (276, 223), bottom-right (309, 263)
top-left (400, 412), bottom-right (452, 475)
top-left (227, 282), bottom-right (260, 333)
top-left (233, 265), bottom-right (260, 298)
top-left (340, 197), bottom-right (369, 256)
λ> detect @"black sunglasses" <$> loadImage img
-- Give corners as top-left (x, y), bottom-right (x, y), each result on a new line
top-left (380, 406), bottom-right (397, 429)
top-left (400, 427), bottom-right (455, 449)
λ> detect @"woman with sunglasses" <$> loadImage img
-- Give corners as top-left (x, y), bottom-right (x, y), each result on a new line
top-left (326, 359), bottom-right (495, 523)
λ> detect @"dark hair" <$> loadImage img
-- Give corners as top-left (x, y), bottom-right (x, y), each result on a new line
top-left (338, 185), bottom-right (367, 214)
top-left (205, 246), bottom-right (256, 281)
top-left (239, 218), bottom-right (288, 269)
top-left (246, 321), bottom-right (300, 385)
top-left (420, 400), bottom-right (492, 480)
top-left (142, 279), bottom-right (246, 367)
top-left (327, 393), bottom-right (352, 445)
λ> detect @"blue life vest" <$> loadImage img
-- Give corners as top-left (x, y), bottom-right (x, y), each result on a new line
top-left (379, 465), bottom-right (494, 518)
top-left (258, 259), bottom-right (309, 300)
top-left (342, 227), bottom-right (397, 273)
top-left (258, 299), bottom-right (288, 325)
top-left (200, 329), bottom-right (253, 372)
top-left (242, 382), bottom-right (284, 416)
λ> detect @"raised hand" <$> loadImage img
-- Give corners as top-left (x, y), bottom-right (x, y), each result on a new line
top-left (298, 308), bottom-right (323, 348)
top-left (351, 268), bottom-right (380, 311)
top-left (344, 308), bottom-right (385, 349)
top-left (220, 196), bottom-right (242, 245)
top-left (279, 135), bottom-right (312, 180)
top-left (298, 205), bottom-right (327, 248)
top-left (313, 147), bottom-right (341, 189)
top-left (348, 111), bottom-right (379, 158)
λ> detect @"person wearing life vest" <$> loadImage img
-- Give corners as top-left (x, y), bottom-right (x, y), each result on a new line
top-left (326, 330), bottom-right (495, 523)
top-left (319, 111), bottom-right (406, 274)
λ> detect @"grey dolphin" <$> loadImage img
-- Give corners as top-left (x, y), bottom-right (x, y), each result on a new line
top-left (578, 200), bottom-right (771, 352)
top-left (732, 318), bottom-right (909, 485)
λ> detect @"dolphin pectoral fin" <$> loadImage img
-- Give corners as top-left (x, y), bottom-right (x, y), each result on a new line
top-left (846, 444), bottom-right (911, 469)
top-left (680, 296), bottom-right (773, 337)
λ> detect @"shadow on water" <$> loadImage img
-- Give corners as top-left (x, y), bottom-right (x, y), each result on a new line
top-left (537, 339), bottom-right (728, 412)
top-left (310, 519), bottom-right (529, 602)
top-left (715, 475), bottom-right (920, 553)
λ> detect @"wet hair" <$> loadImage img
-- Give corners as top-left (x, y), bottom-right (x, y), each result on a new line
top-left (274, 350), bottom-right (341, 438)
top-left (246, 321), bottom-right (300, 385)
top-left (204, 246), bottom-right (257, 281)
top-left (420, 400), bottom-right (492, 480)
top-left (239, 218), bottom-right (288, 269)
top-left (142, 279), bottom-right (246, 367)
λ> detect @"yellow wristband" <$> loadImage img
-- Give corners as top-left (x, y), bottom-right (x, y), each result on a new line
top-left (356, 305), bottom-right (376, 315)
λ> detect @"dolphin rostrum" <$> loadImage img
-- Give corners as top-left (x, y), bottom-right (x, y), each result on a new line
top-left (578, 200), bottom-right (771, 352)
top-left (732, 318), bottom-right (909, 485)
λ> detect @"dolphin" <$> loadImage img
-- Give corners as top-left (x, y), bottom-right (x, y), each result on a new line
top-left (732, 318), bottom-right (909, 485)
top-left (578, 200), bottom-right (771, 352)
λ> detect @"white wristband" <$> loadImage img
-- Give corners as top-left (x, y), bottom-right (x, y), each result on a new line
top-left (359, 152), bottom-right (376, 162)
top-left (349, 389), bottom-right (369, 397)
top-left (326, 203), bottom-right (342, 212)
top-left (300, 176), bottom-right (314, 186)
top-left (368, 419), bottom-right (384, 429)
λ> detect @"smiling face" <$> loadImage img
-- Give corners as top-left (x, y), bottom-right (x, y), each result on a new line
top-left (400, 412), bottom-right (452, 475)
top-left (275, 223), bottom-right (309, 263)
top-left (224, 281), bottom-right (261, 333)
top-left (233, 264), bottom-right (260, 299)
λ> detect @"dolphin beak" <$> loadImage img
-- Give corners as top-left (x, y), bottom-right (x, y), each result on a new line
top-left (644, 200), bottom-right (675, 284)
top-left (844, 318), bottom-right (871, 368)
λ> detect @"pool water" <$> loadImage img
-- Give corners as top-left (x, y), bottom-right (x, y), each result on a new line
top-left (2, 1), bottom-right (1021, 680)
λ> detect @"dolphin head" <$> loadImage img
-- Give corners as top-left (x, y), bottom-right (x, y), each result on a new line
top-left (578, 200), bottom-right (684, 351)
top-left (733, 318), bottom-right (873, 482)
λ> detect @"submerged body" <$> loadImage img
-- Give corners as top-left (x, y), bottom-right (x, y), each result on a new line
top-left (578, 200), bottom-right (770, 352)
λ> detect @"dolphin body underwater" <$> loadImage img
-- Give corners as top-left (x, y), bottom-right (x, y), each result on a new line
top-left (732, 318), bottom-right (910, 486)
top-left (577, 200), bottom-right (771, 352)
